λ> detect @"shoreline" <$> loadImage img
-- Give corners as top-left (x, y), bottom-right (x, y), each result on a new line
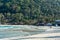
top-left (0, 32), bottom-right (60, 40)
top-left (0, 25), bottom-right (60, 40)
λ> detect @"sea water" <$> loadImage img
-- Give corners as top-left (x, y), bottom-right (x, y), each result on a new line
top-left (0, 25), bottom-right (46, 39)
top-left (14, 26), bottom-right (60, 40)
top-left (0, 25), bottom-right (60, 40)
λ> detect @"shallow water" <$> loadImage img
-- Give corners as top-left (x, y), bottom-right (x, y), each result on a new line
top-left (0, 25), bottom-right (45, 39)
top-left (11, 26), bottom-right (60, 40)
top-left (0, 26), bottom-right (60, 40)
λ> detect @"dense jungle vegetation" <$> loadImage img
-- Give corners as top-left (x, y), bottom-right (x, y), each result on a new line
top-left (0, 0), bottom-right (60, 25)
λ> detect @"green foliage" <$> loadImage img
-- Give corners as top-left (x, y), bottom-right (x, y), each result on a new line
top-left (0, 0), bottom-right (59, 25)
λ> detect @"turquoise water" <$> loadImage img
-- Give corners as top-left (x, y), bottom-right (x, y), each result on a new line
top-left (0, 26), bottom-right (45, 39)
top-left (0, 26), bottom-right (13, 29)
top-left (0, 26), bottom-right (60, 40)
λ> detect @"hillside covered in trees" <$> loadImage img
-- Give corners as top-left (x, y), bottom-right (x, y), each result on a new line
top-left (0, 0), bottom-right (60, 25)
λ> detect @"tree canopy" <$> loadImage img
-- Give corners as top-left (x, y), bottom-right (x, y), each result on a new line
top-left (0, 0), bottom-right (60, 25)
